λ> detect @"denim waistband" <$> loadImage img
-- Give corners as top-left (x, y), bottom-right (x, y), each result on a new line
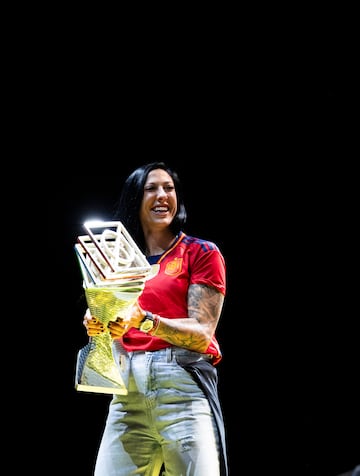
top-left (133, 347), bottom-right (213, 363)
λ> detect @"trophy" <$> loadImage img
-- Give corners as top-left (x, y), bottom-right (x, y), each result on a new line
top-left (74, 220), bottom-right (158, 395)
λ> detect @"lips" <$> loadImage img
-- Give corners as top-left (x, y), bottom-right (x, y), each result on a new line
top-left (152, 207), bottom-right (168, 213)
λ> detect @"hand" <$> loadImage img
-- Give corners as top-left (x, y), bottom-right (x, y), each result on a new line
top-left (83, 306), bottom-right (139, 339)
top-left (83, 309), bottom-right (107, 337)
top-left (108, 301), bottom-right (145, 337)
top-left (82, 304), bottom-right (142, 339)
top-left (107, 317), bottom-right (130, 338)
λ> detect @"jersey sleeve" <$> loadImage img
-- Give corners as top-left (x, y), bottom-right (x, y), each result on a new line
top-left (189, 246), bottom-right (226, 295)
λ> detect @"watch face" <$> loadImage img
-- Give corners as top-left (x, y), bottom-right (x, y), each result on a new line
top-left (140, 319), bottom-right (154, 333)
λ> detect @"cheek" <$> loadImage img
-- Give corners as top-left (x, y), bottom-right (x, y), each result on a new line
top-left (139, 205), bottom-right (147, 223)
top-left (170, 205), bottom-right (177, 219)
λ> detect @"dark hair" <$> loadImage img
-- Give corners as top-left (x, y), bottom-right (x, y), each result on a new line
top-left (113, 162), bottom-right (187, 252)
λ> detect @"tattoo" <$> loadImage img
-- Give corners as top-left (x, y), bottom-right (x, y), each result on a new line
top-left (188, 284), bottom-right (223, 325)
top-left (153, 284), bottom-right (224, 353)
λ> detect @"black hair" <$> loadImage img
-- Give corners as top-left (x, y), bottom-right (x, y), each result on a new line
top-left (113, 162), bottom-right (187, 252)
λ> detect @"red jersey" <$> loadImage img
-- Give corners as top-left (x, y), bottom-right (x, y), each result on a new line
top-left (121, 232), bottom-right (226, 365)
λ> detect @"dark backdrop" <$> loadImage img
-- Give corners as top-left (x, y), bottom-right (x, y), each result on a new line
top-left (43, 38), bottom-right (358, 474)
top-left (47, 147), bottom-right (358, 476)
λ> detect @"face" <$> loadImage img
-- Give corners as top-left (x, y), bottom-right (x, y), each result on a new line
top-left (140, 168), bottom-right (178, 232)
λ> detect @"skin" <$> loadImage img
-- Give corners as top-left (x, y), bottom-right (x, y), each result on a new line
top-left (83, 168), bottom-right (224, 353)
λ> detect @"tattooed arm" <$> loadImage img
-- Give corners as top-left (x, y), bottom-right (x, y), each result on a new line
top-left (152, 283), bottom-right (225, 353)
top-left (84, 283), bottom-right (224, 354)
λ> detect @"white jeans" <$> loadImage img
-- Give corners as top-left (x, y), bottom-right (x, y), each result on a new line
top-left (94, 347), bottom-right (221, 476)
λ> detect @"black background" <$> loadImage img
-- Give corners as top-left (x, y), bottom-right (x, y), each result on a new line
top-left (44, 35), bottom-right (358, 475)
top-left (49, 158), bottom-right (358, 476)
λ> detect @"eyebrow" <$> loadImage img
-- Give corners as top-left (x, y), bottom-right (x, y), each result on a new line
top-left (145, 180), bottom-right (174, 186)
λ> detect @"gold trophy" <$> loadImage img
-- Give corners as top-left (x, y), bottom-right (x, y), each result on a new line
top-left (74, 220), bottom-right (158, 395)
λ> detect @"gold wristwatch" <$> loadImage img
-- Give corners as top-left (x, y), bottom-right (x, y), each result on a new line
top-left (139, 311), bottom-right (155, 333)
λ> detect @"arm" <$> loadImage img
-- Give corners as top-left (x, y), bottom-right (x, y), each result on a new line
top-left (149, 283), bottom-right (224, 353)
top-left (83, 284), bottom-right (224, 353)
top-left (99, 283), bottom-right (224, 353)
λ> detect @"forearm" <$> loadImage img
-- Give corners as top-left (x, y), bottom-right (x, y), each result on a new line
top-left (149, 284), bottom-right (225, 353)
top-left (149, 316), bottom-right (211, 353)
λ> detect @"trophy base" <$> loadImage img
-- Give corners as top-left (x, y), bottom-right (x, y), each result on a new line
top-left (75, 340), bottom-right (128, 395)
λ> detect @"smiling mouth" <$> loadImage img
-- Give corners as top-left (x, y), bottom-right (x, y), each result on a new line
top-left (152, 207), bottom-right (168, 213)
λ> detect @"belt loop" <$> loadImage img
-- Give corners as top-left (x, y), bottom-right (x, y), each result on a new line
top-left (166, 347), bottom-right (172, 362)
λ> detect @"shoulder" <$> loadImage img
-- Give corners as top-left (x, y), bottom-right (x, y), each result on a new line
top-left (181, 234), bottom-right (221, 253)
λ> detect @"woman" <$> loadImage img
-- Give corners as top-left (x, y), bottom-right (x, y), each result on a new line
top-left (83, 162), bottom-right (228, 475)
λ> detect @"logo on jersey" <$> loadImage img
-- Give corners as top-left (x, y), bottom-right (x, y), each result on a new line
top-left (164, 257), bottom-right (183, 276)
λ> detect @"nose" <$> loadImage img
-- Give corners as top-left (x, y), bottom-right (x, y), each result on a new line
top-left (157, 186), bottom-right (167, 199)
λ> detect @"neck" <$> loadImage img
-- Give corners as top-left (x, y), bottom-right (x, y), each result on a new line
top-left (145, 231), bottom-right (177, 256)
